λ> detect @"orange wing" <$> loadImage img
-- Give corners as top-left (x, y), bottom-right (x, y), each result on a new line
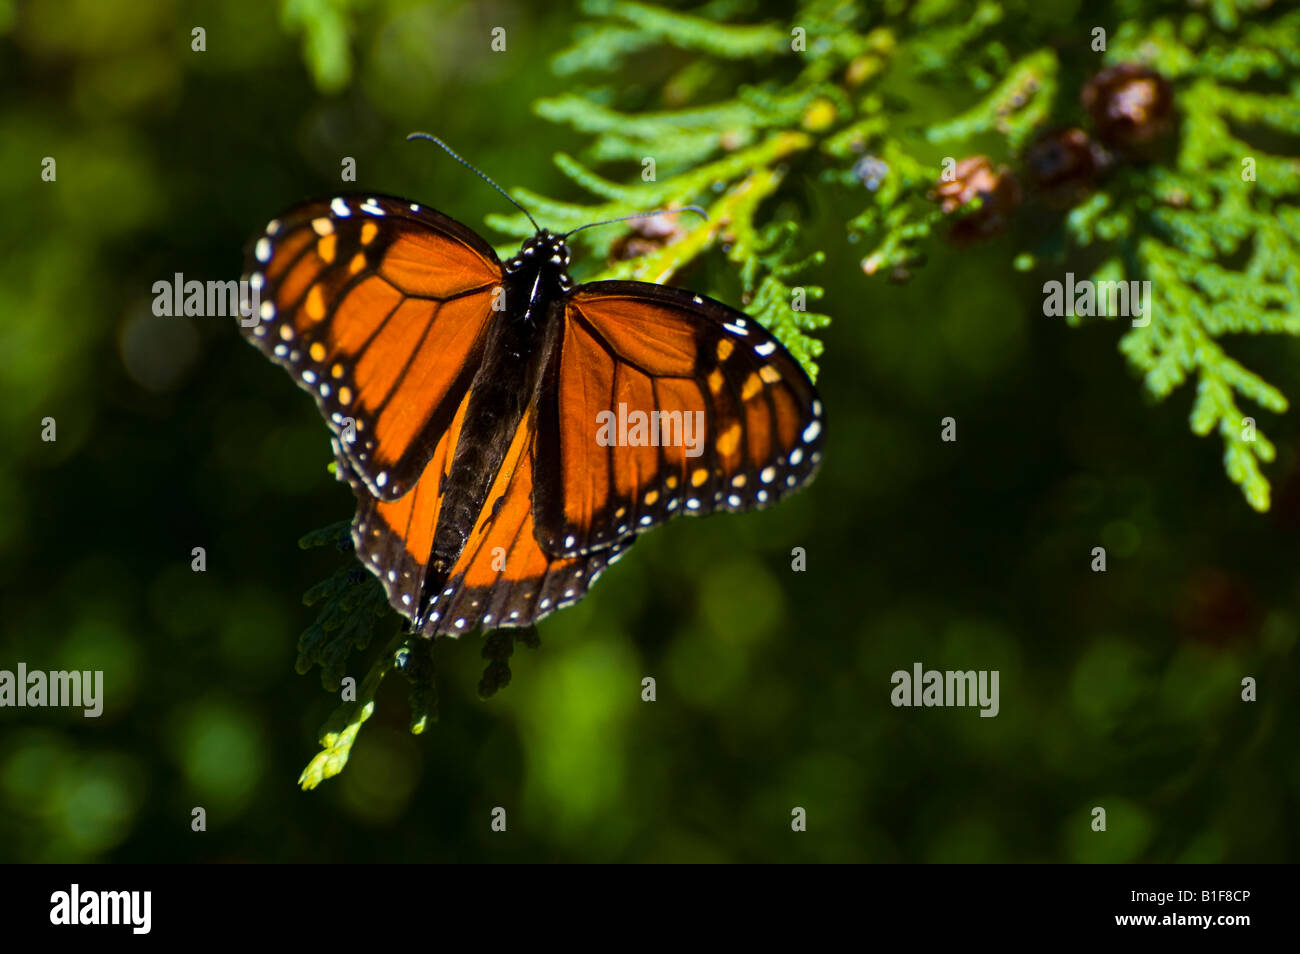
top-left (351, 399), bottom-right (631, 637)
top-left (241, 194), bottom-right (502, 500)
top-left (533, 281), bottom-right (824, 556)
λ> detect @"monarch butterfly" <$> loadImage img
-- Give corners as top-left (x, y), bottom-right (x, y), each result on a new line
top-left (240, 135), bottom-right (825, 637)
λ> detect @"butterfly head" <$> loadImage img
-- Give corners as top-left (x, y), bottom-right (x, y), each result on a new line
top-left (506, 230), bottom-right (574, 291)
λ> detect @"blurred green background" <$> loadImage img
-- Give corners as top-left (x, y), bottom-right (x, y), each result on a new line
top-left (1, 0), bottom-right (1297, 863)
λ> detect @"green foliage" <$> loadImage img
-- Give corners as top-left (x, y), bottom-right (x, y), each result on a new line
top-left (1090, 16), bottom-right (1300, 511)
top-left (280, 0), bottom-right (359, 93)
top-left (293, 522), bottom-right (537, 784)
top-left (294, 521), bottom-right (389, 692)
top-left (297, 629), bottom-right (406, 790)
top-left (296, 521), bottom-right (458, 786)
top-left (970, 14), bottom-right (1299, 512)
top-left (294, 522), bottom-right (398, 787)
top-left (520, 0), bottom-right (1300, 509)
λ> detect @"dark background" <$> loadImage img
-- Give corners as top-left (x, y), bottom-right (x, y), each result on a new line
top-left (1, 0), bottom-right (1296, 862)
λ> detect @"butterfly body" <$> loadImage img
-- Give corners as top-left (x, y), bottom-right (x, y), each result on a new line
top-left (243, 191), bottom-right (824, 638)
top-left (418, 232), bottom-right (573, 623)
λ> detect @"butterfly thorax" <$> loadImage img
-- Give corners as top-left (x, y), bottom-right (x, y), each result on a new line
top-left (502, 230), bottom-right (575, 315)
top-left (414, 230), bottom-right (572, 625)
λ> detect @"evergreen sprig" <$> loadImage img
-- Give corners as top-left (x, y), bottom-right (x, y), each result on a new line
top-left (520, 0), bottom-right (1300, 509)
top-left (1079, 12), bottom-right (1300, 510)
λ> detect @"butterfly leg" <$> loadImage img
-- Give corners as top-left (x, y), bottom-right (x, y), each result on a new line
top-left (478, 625), bottom-right (540, 697)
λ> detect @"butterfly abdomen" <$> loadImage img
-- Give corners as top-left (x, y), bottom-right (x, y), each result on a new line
top-left (415, 276), bottom-right (562, 625)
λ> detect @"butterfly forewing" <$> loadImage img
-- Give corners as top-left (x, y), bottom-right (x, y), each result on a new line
top-left (241, 194), bottom-right (504, 501)
top-left (533, 281), bottom-right (824, 558)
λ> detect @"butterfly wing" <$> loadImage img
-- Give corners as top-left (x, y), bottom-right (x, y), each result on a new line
top-left (533, 280), bottom-right (824, 556)
top-left (241, 194), bottom-right (503, 500)
top-left (351, 396), bottom-right (631, 637)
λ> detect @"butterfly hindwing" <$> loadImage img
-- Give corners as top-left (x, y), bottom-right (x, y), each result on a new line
top-left (533, 280), bottom-right (824, 558)
top-left (348, 384), bottom-right (471, 618)
top-left (241, 194), bottom-right (504, 501)
top-left (353, 398), bottom-right (631, 637)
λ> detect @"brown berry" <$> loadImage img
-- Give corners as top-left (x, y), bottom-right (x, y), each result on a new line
top-left (1023, 127), bottom-right (1109, 205)
top-left (607, 211), bottom-right (690, 262)
top-left (1082, 63), bottom-right (1174, 155)
top-left (929, 156), bottom-right (1021, 243)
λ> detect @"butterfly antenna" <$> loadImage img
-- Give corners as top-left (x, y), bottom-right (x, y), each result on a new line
top-left (406, 132), bottom-right (540, 232)
top-left (563, 205), bottom-right (708, 240)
